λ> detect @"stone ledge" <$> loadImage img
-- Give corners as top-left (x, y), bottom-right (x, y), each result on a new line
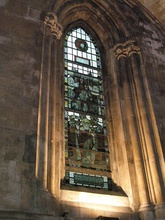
top-left (60, 189), bottom-right (132, 213)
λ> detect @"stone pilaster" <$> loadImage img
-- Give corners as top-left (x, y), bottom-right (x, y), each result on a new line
top-left (127, 51), bottom-right (165, 220)
top-left (36, 12), bottom-right (62, 196)
top-left (113, 40), bottom-right (165, 219)
top-left (129, 52), bottom-right (164, 204)
top-left (113, 41), bottom-right (153, 218)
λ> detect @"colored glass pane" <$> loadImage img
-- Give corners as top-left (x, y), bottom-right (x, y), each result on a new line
top-left (64, 27), bottom-right (110, 190)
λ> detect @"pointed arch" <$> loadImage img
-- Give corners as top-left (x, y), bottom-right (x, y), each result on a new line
top-left (63, 26), bottom-right (112, 190)
top-left (35, 1), bottom-right (165, 218)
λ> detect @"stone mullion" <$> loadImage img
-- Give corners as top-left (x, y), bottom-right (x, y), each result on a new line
top-left (128, 53), bottom-right (165, 211)
top-left (117, 56), bottom-right (151, 210)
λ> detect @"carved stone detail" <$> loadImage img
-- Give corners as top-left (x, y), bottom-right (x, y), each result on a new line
top-left (113, 40), bottom-right (140, 59)
top-left (44, 12), bottom-right (62, 39)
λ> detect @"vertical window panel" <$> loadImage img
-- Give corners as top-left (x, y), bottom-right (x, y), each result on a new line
top-left (64, 27), bottom-right (111, 190)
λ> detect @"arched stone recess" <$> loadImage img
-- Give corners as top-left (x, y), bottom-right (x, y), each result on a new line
top-left (36, 0), bottom-right (165, 219)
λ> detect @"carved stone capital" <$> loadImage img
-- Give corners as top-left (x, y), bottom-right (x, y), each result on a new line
top-left (44, 12), bottom-right (62, 39)
top-left (113, 40), bottom-right (140, 59)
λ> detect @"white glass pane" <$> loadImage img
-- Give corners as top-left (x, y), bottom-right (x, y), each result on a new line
top-left (68, 41), bottom-right (72, 47)
top-left (70, 172), bottom-right (74, 177)
top-left (79, 68), bottom-right (83, 74)
top-left (68, 54), bottom-right (73, 61)
top-left (82, 52), bottom-right (87, 58)
top-left (77, 32), bottom-right (81, 38)
top-left (87, 54), bottom-right (91, 59)
top-left (92, 49), bottom-right (95, 54)
top-left (78, 51), bottom-right (81, 57)
top-left (81, 34), bottom-right (85, 40)
top-left (81, 29), bottom-right (86, 35)
top-left (73, 49), bottom-right (77, 56)
top-left (86, 35), bottom-right (90, 41)
top-left (88, 47), bottom-right (92, 53)
top-left (72, 31), bottom-right (76, 37)
top-left (68, 64), bottom-right (72, 70)
top-left (68, 48), bottom-right (72, 54)
top-left (91, 54), bottom-right (96, 61)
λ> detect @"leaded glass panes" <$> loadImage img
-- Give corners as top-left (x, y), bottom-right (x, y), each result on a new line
top-left (64, 27), bottom-right (110, 190)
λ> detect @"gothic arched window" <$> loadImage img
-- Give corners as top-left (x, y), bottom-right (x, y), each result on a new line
top-left (64, 27), bottom-right (111, 190)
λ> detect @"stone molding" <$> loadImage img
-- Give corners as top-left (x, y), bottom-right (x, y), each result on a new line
top-left (36, 12), bottom-right (63, 194)
top-left (113, 40), bottom-right (140, 59)
top-left (44, 12), bottom-right (62, 39)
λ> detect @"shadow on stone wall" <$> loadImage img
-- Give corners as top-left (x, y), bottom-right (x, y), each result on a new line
top-left (23, 133), bottom-right (36, 163)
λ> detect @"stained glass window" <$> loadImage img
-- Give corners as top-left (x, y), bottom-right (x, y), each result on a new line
top-left (64, 27), bottom-right (111, 190)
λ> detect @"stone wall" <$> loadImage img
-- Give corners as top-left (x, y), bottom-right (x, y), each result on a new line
top-left (0, 1), bottom-right (164, 220)
top-left (0, 0), bottom-right (44, 214)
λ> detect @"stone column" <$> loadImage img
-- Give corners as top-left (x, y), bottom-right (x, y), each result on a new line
top-left (113, 42), bottom-right (153, 213)
top-left (113, 40), bottom-right (160, 220)
top-left (128, 51), bottom-right (165, 220)
top-left (45, 13), bottom-right (62, 197)
top-left (36, 12), bottom-right (62, 193)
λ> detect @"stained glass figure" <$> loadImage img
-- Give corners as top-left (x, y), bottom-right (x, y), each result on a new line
top-left (64, 27), bottom-right (110, 190)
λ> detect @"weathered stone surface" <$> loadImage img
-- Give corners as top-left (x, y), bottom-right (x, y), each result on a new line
top-left (0, 1), bottom-right (164, 220)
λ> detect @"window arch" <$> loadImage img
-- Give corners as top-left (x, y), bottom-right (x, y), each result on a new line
top-left (35, 12), bottom-right (165, 217)
top-left (64, 27), bottom-right (112, 190)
